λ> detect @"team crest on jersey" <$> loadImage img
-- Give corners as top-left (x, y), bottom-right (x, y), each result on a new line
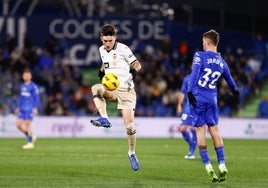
top-left (113, 53), bottom-right (117, 60)
top-left (194, 56), bottom-right (201, 63)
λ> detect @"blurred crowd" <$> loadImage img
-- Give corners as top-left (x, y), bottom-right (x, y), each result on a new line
top-left (0, 33), bottom-right (93, 116)
top-left (0, 31), bottom-right (268, 118)
top-left (132, 34), bottom-right (268, 117)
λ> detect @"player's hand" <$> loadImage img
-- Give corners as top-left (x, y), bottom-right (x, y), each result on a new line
top-left (129, 68), bottom-right (137, 80)
top-left (231, 89), bottom-right (240, 96)
top-left (187, 92), bottom-right (197, 108)
top-left (98, 70), bottom-right (105, 80)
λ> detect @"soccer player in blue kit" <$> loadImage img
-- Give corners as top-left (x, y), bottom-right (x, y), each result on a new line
top-left (177, 74), bottom-right (197, 159)
top-left (187, 30), bottom-right (239, 182)
top-left (15, 69), bottom-right (40, 149)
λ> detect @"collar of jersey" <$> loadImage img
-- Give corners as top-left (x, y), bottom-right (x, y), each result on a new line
top-left (106, 41), bottom-right (117, 52)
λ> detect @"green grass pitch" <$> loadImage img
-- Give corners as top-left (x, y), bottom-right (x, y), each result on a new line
top-left (0, 138), bottom-right (267, 188)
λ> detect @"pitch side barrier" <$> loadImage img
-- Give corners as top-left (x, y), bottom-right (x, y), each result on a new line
top-left (0, 115), bottom-right (267, 139)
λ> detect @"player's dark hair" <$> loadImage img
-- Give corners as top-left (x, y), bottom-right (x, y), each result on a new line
top-left (203, 29), bottom-right (219, 46)
top-left (100, 24), bottom-right (117, 36)
top-left (22, 68), bottom-right (32, 74)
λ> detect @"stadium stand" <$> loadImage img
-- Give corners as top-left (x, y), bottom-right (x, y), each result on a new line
top-left (0, 0), bottom-right (268, 117)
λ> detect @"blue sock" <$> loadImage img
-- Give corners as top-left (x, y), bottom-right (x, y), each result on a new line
top-left (189, 129), bottom-right (197, 154)
top-left (190, 128), bottom-right (197, 143)
top-left (24, 131), bottom-right (32, 143)
top-left (24, 131), bottom-right (30, 141)
top-left (215, 146), bottom-right (225, 164)
top-left (24, 131), bottom-right (28, 137)
top-left (199, 149), bottom-right (210, 165)
top-left (182, 131), bottom-right (191, 146)
top-left (28, 136), bottom-right (33, 143)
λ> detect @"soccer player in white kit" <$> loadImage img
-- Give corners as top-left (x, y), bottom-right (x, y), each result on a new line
top-left (90, 24), bottom-right (142, 171)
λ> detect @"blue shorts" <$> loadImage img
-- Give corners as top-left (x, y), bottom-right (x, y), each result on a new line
top-left (190, 101), bottom-right (218, 127)
top-left (180, 113), bottom-right (194, 126)
top-left (17, 110), bottom-right (34, 121)
top-left (180, 107), bottom-right (194, 126)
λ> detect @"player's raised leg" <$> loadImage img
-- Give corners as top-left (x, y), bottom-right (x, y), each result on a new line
top-left (90, 84), bottom-right (111, 128)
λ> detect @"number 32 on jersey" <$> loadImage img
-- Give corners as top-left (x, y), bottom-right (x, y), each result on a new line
top-left (198, 68), bottom-right (221, 89)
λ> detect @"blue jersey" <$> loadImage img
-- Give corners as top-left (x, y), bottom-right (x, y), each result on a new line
top-left (188, 51), bottom-right (238, 101)
top-left (180, 74), bottom-right (193, 125)
top-left (187, 51), bottom-right (238, 126)
top-left (180, 74), bottom-right (191, 110)
top-left (17, 81), bottom-right (40, 112)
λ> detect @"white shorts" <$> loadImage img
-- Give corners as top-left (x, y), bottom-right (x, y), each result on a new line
top-left (109, 88), bottom-right (136, 110)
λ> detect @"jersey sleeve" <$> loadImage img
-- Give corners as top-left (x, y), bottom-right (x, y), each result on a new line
top-left (17, 85), bottom-right (22, 108)
top-left (188, 52), bottom-right (202, 92)
top-left (180, 75), bottom-right (189, 94)
top-left (98, 46), bottom-right (104, 63)
top-left (222, 63), bottom-right (238, 91)
top-left (123, 45), bottom-right (137, 64)
top-left (32, 83), bottom-right (40, 108)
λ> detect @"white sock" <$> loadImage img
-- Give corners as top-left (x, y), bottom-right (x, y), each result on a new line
top-left (128, 151), bottom-right (135, 156)
top-left (205, 164), bottom-right (213, 170)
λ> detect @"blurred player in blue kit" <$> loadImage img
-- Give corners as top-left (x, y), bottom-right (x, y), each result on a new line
top-left (177, 74), bottom-right (197, 159)
top-left (15, 69), bottom-right (40, 149)
top-left (187, 30), bottom-right (239, 182)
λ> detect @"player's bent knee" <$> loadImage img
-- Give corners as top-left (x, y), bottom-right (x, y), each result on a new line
top-left (16, 123), bottom-right (23, 130)
top-left (199, 145), bottom-right (207, 150)
top-left (179, 125), bottom-right (187, 132)
top-left (91, 84), bottom-right (104, 95)
top-left (127, 129), bottom-right (136, 135)
top-left (125, 122), bottom-right (136, 135)
top-left (93, 94), bottom-right (103, 99)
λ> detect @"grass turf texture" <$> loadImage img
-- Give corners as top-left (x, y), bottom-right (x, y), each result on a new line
top-left (0, 138), bottom-right (267, 188)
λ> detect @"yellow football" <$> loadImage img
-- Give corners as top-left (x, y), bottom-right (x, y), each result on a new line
top-left (101, 73), bottom-right (120, 91)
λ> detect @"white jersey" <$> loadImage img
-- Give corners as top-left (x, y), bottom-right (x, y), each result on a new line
top-left (99, 41), bottom-right (137, 89)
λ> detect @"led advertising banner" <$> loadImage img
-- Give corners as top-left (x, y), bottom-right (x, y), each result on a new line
top-left (0, 16), bottom-right (169, 65)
